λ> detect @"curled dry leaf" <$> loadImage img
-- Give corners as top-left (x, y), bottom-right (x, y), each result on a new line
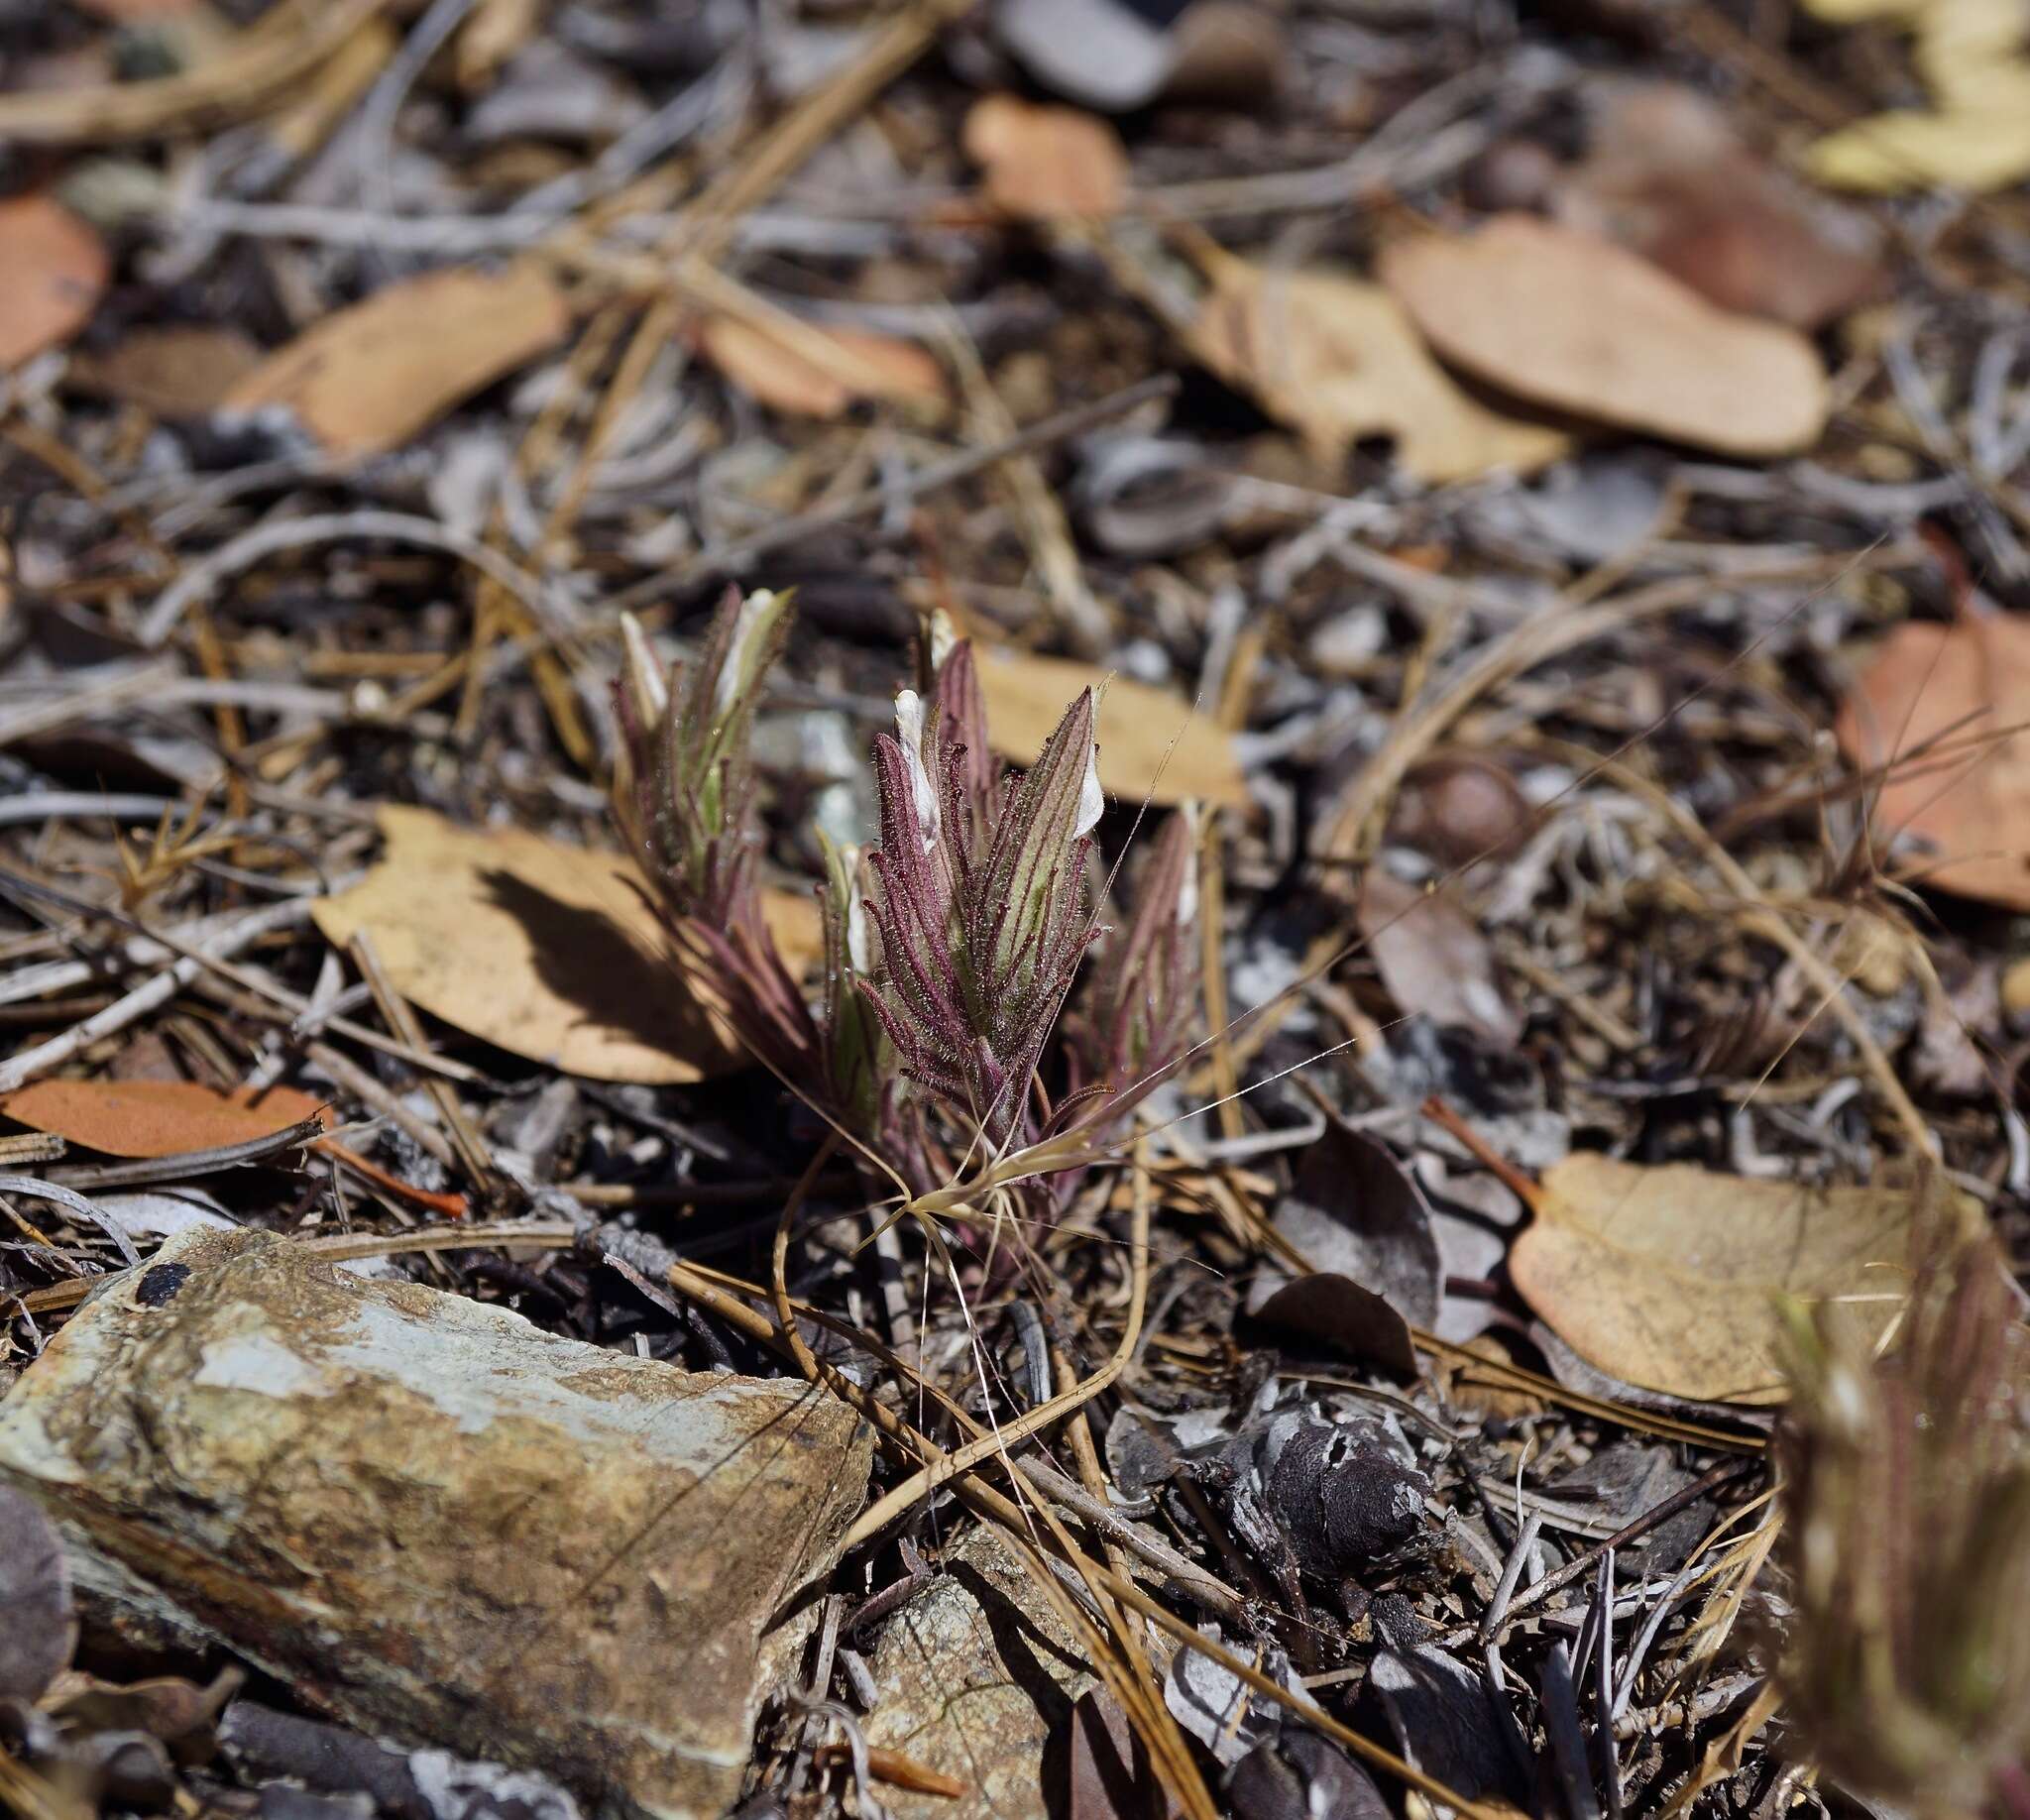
top-left (0, 1078), bottom-right (331, 1159)
top-left (222, 263), bottom-right (571, 456)
top-left (309, 806), bottom-right (821, 1084)
top-left (1555, 82), bottom-right (1883, 330)
top-left (1380, 214), bottom-right (1829, 458)
top-left (0, 195), bottom-right (109, 369)
top-left (1835, 610), bottom-right (2030, 913)
top-left (974, 647), bottom-right (1247, 807)
top-left (697, 315), bottom-right (946, 419)
top-left (1358, 868), bottom-right (1522, 1048)
top-left (1510, 1154), bottom-right (1972, 1405)
top-left (962, 93), bottom-right (1129, 221)
top-left (1187, 259), bottom-right (1572, 484)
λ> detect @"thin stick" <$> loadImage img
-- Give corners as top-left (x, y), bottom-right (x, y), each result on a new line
top-left (0, 897), bottom-right (316, 1094)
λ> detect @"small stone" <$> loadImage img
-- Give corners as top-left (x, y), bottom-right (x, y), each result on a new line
top-left (0, 1228), bottom-right (871, 1820)
top-left (864, 1528), bottom-right (1098, 1820)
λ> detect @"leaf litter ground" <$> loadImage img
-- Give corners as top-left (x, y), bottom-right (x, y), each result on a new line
top-left (1, 2), bottom-right (2029, 1818)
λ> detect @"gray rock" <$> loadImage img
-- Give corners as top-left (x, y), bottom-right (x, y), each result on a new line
top-left (864, 1528), bottom-right (1098, 1820)
top-left (0, 1227), bottom-right (870, 1820)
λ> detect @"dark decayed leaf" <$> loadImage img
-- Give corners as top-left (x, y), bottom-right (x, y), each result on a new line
top-left (1250, 1119), bottom-right (1442, 1329)
top-left (0, 1483), bottom-right (76, 1700)
top-left (1229, 1732), bottom-right (1390, 1820)
top-left (1364, 1596), bottom-right (1530, 1810)
top-left (1246, 1274), bottom-right (1417, 1377)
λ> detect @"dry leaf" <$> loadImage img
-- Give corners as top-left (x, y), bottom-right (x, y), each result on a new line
top-left (974, 648), bottom-right (1247, 807)
top-left (0, 1080), bottom-right (330, 1159)
top-left (222, 263), bottom-right (571, 456)
top-left (1555, 82), bottom-right (1883, 329)
top-left (962, 94), bottom-right (1129, 220)
top-left (1358, 869), bottom-right (1521, 1047)
top-left (697, 315), bottom-right (946, 419)
top-left (69, 324), bottom-right (263, 417)
top-left (1834, 612), bottom-right (2030, 912)
top-left (1380, 215), bottom-right (1829, 458)
top-left (1805, 99), bottom-right (2030, 193)
top-left (0, 196), bottom-right (109, 369)
top-left (1510, 1154), bottom-right (1966, 1404)
top-left (1187, 261), bottom-right (1572, 484)
top-left (1800, 0), bottom-right (2030, 190)
top-left (309, 806), bottom-right (822, 1084)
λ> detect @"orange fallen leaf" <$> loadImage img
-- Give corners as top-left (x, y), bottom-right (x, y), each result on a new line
top-left (698, 315), bottom-right (946, 419)
top-left (1381, 214), bottom-right (1828, 458)
top-left (222, 262), bottom-right (570, 456)
top-left (0, 197), bottom-right (109, 369)
top-left (0, 1080), bottom-right (332, 1160)
top-left (1835, 611), bottom-right (2030, 912)
top-left (961, 94), bottom-right (1128, 221)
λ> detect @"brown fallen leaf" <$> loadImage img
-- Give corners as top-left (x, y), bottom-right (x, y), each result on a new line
top-left (309, 806), bottom-right (822, 1084)
top-left (962, 93), bottom-right (1129, 221)
top-left (0, 196), bottom-right (109, 369)
top-left (1357, 868), bottom-right (1521, 1048)
top-left (974, 648), bottom-right (1247, 808)
top-left (222, 263), bottom-right (571, 456)
top-left (69, 324), bottom-right (264, 418)
top-left (0, 1079), bottom-right (332, 1159)
top-left (1835, 611), bottom-right (2030, 913)
top-left (1187, 259), bottom-right (1572, 484)
top-left (1510, 1154), bottom-right (1969, 1404)
top-left (1380, 214), bottom-right (1829, 458)
top-left (697, 315), bottom-right (946, 419)
top-left (1555, 82), bottom-right (1883, 330)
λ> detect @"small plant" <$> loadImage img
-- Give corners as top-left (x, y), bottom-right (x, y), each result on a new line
top-left (1775, 1227), bottom-right (2030, 1820)
top-left (613, 587), bottom-right (1202, 1206)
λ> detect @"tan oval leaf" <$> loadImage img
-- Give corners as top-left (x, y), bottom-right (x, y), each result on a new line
top-left (1511, 1154), bottom-right (1962, 1404)
top-left (308, 806), bottom-right (821, 1084)
top-left (961, 94), bottom-right (1128, 221)
top-left (1187, 261), bottom-right (1572, 483)
top-left (698, 316), bottom-right (946, 419)
top-left (974, 649), bottom-right (1246, 808)
top-left (0, 197), bottom-right (109, 369)
top-left (0, 1079), bottom-right (330, 1159)
top-left (1380, 214), bottom-right (1828, 458)
top-left (223, 263), bottom-right (571, 456)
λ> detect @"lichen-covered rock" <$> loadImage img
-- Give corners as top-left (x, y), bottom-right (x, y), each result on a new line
top-left (865, 1528), bottom-right (1098, 1820)
top-left (0, 1227), bottom-right (870, 1820)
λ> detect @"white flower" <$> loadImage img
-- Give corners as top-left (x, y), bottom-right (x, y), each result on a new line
top-left (928, 609), bottom-right (960, 674)
top-left (842, 849), bottom-right (876, 973)
top-left (619, 613), bottom-right (668, 723)
top-left (713, 589), bottom-right (779, 721)
top-left (894, 690), bottom-right (941, 852)
top-left (1176, 801), bottom-right (1200, 925)
top-left (1074, 729), bottom-right (1104, 839)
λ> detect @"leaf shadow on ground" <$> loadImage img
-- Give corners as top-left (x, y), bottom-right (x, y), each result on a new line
top-left (479, 868), bottom-right (725, 1062)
